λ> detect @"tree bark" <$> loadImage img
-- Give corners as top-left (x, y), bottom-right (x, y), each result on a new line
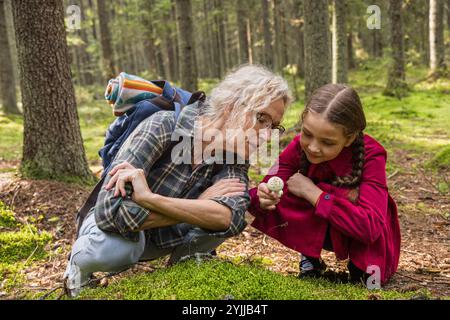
top-left (429, 0), bottom-right (446, 76)
top-left (347, 31), bottom-right (356, 69)
top-left (12, 0), bottom-right (92, 181)
top-left (97, 0), bottom-right (116, 82)
top-left (274, 0), bottom-right (289, 72)
top-left (292, 0), bottom-right (305, 78)
top-left (384, 0), bottom-right (408, 97)
top-left (304, 0), bottom-right (331, 101)
top-left (175, 0), bottom-right (198, 91)
top-left (331, 0), bottom-right (348, 84)
top-left (262, 0), bottom-right (274, 69)
top-left (0, 0), bottom-right (19, 114)
top-left (236, 1), bottom-right (250, 64)
top-left (215, 0), bottom-right (228, 74)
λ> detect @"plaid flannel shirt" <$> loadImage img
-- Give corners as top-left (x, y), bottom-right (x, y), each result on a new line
top-left (91, 103), bottom-right (250, 247)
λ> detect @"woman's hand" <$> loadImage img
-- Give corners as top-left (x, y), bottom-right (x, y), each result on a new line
top-left (257, 182), bottom-right (281, 211)
top-left (287, 172), bottom-right (323, 206)
top-left (199, 178), bottom-right (246, 200)
top-left (104, 161), bottom-right (152, 206)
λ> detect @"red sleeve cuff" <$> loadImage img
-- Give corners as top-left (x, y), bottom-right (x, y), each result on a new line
top-left (315, 192), bottom-right (334, 220)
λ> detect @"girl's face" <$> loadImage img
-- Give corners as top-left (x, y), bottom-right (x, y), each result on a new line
top-left (300, 111), bottom-right (356, 164)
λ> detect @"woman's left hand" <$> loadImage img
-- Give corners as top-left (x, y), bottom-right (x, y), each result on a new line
top-left (287, 172), bottom-right (323, 206)
top-left (104, 162), bottom-right (152, 205)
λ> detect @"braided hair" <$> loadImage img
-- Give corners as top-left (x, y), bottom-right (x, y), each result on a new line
top-left (298, 84), bottom-right (367, 203)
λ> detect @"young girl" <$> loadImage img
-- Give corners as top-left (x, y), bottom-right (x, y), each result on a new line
top-left (249, 84), bottom-right (401, 285)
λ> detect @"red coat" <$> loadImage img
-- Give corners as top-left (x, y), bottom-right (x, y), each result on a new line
top-left (249, 134), bottom-right (401, 284)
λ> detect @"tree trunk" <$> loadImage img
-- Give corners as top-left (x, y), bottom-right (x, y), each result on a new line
top-left (164, 3), bottom-right (177, 82)
top-left (447, 0), bottom-right (450, 30)
top-left (304, 0), bottom-right (331, 101)
top-left (215, 0), bottom-right (228, 74)
top-left (331, 0), bottom-right (348, 84)
top-left (384, 0), bottom-right (408, 98)
top-left (11, 0), bottom-right (92, 181)
top-left (347, 30), bottom-right (356, 69)
top-left (429, 0), bottom-right (446, 77)
top-left (236, 1), bottom-right (250, 64)
top-left (79, 0), bottom-right (95, 85)
top-left (210, 0), bottom-right (222, 77)
top-left (0, 0), bottom-right (19, 114)
top-left (175, 0), bottom-right (197, 91)
top-left (97, 0), bottom-right (116, 82)
top-left (292, 0), bottom-right (305, 78)
top-left (274, 0), bottom-right (288, 72)
top-left (262, 0), bottom-right (274, 69)
top-left (171, 0), bottom-right (180, 81)
top-left (203, 0), bottom-right (214, 77)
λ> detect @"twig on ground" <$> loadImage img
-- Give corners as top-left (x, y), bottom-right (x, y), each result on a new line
top-left (388, 170), bottom-right (399, 180)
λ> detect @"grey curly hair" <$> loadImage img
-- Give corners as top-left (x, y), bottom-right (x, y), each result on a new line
top-left (201, 64), bottom-right (292, 128)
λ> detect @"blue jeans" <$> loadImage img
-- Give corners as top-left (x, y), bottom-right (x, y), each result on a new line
top-left (64, 213), bottom-right (225, 292)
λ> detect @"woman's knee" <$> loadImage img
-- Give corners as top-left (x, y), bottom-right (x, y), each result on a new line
top-left (72, 229), bottom-right (145, 273)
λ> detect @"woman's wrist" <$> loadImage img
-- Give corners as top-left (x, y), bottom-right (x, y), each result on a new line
top-left (140, 191), bottom-right (160, 211)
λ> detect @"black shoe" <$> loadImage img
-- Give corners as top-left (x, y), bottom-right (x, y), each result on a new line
top-left (298, 256), bottom-right (327, 279)
top-left (348, 261), bottom-right (369, 285)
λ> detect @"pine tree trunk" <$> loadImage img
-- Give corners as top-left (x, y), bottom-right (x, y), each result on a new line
top-left (164, 5), bottom-right (177, 82)
top-left (175, 0), bottom-right (197, 91)
top-left (203, 0), bottom-right (214, 77)
top-left (332, 0), bottom-right (348, 84)
top-left (447, 0), bottom-right (450, 30)
top-left (262, 0), bottom-right (274, 69)
top-left (429, 0), bottom-right (446, 77)
top-left (210, 0), bottom-right (222, 77)
top-left (347, 30), bottom-right (356, 69)
top-left (384, 0), bottom-right (408, 97)
top-left (304, 0), bottom-right (331, 101)
top-left (97, 0), bottom-right (116, 81)
top-left (236, 1), bottom-right (250, 64)
top-left (274, 0), bottom-right (288, 72)
top-left (170, 0), bottom-right (180, 81)
top-left (293, 0), bottom-right (305, 78)
top-left (0, 0), bottom-right (19, 114)
top-left (78, 0), bottom-right (95, 85)
top-left (12, 0), bottom-right (92, 181)
top-left (215, 0), bottom-right (228, 74)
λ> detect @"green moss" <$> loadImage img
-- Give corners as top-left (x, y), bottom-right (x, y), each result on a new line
top-left (0, 227), bottom-right (52, 264)
top-left (20, 160), bottom-right (98, 186)
top-left (0, 201), bottom-right (18, 228)
top-left (427, 145), bottom-right (450, 170)
top-left (77, 259), bottom-right (420, 300)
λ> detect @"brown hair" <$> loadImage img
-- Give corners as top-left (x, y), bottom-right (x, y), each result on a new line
top-left (299, 84), bottom-right (366, 202)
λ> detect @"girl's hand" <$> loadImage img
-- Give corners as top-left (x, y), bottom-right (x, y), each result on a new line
top-left (287, 173), bottom-right (323, 206)
top-left (199, 178), bottom-right (246, 200)
top-left (257, 182), bottom-right (281, 211)
top-left (104, 162), bottom-right (152, 205)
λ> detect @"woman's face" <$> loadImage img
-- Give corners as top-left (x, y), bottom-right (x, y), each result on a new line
top-left (245, 98), bottom-right (286, 157)
top-left (300, 111), bottom-right (355, 164)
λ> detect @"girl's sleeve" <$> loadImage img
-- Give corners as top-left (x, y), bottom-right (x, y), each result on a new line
top-left (314, 146), bottom-right (389, 245)
top-left (249, 135), bottom-right (301, 216)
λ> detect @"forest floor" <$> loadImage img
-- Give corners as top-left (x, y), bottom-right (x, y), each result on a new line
top-left (0, 60), bottom-right (449, 299)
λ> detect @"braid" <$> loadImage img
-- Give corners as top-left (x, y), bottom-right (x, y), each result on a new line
top-left (298, 145), bottom-right (311, 176)
top-left (332, 132), bottom-right (365, 202)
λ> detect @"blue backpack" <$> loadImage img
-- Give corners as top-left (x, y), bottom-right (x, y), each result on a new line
top-left (98, 80), bottom-right (205, 177)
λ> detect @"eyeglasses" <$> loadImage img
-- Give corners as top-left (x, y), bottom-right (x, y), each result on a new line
top-left (256, 112), bottom-right (286, 134)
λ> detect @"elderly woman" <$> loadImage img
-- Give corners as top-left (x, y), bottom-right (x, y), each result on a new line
top-left (64, 65), bottom-right (292, 296)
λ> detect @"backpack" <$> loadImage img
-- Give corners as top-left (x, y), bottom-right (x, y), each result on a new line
top-left (75, 75), bottom-right (206, 237)
top-left (99, 75), bottom-right (206, 177)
